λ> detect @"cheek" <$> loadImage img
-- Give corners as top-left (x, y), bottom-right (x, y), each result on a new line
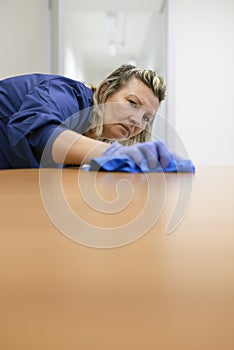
top-left (103, 103), bottom-right (129, 123)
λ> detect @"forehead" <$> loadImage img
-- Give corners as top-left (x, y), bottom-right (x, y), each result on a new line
top-left (121, 77), bottom-right (159, 110)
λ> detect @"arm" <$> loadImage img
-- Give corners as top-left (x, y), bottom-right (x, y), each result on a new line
top-left (52, 131), bottom-right (172, 169)
top-left (7, 77), bottom-right (95, 167)
top-left (52, 130), bottom-right (110, 165)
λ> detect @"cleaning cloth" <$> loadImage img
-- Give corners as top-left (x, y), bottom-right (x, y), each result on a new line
top-left (88, 154), bottom-right (195, 173)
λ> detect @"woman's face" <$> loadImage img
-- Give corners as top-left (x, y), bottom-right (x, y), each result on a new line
top-left (101, 77), bottom-right (160, 140)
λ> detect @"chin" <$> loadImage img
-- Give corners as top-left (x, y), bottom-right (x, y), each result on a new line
top-left (106, 133), bottom-right (129, 140)
top-left (115, 135), bottom-right (129, 141)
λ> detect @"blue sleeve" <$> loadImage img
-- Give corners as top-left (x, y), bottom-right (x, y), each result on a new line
top-left (7, 78), bottom-right (93, 167)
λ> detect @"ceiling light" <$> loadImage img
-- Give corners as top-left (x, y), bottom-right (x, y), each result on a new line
top-left (128, 57), bottom-right (136, 66)
top-left (109, 41), bottom-right (117, 56)
top-left (106, 12), bottom-right (117, 35)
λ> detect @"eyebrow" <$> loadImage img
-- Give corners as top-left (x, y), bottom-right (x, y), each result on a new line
top-left (128, 94), bottom-right (142, 104)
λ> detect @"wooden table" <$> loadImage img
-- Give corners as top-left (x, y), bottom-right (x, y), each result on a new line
top-left (0, 167), bottom-right (234, 350)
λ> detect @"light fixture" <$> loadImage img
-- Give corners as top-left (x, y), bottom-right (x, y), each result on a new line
top-left (109, 41), bottom-right (117, 56)
top-left (128, 57), bottom-right (136, 66)
top-left (106, 12), bottom-right (117, 35)
top-left (106, 12), bottom-right (117, 56)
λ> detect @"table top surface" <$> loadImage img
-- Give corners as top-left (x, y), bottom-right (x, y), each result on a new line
top-left (0, 166), bottom-right (234, 350)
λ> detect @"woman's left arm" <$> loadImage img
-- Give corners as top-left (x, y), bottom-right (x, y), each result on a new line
top-left (51, 130), bottom-right (109, 165)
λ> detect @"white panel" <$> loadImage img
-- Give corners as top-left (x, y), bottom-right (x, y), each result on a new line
top-left (0, 0), bottom-right (50, 79)
top-left (167, 0), bottom-right (234, 165)
top-left (66, 0), bottom-right (164, 11)
top-left (50, 0), bottom-right (65, 74)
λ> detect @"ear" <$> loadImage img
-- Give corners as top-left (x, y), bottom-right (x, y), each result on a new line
top-left (98, 82), bottom-right (109, 101)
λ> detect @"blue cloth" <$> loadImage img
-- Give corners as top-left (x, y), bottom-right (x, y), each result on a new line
top-left (89, 154), bottom-right (195, 173)
top-left (0, 74), bottom-right (93, 169)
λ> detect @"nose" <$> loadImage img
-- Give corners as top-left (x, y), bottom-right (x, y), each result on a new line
top-left (128, 112), bottom-right (143, 129)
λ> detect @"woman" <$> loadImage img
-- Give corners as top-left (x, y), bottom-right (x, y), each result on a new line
top-left (0, 64), bottom-right (170, 169)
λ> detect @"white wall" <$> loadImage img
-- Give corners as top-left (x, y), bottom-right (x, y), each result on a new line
top-left (1, 0), bottom-right (233, 166)
top-left (140, 8), bottom-right (168, 143)
top-left (63, 7), bottom-right (85, 81)
top-left (167, 0), bottom-right (234, 165)
top-left (0, 0), bottom-right (50, 79)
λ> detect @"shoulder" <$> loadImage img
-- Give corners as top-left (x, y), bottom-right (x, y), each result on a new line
top-left (48, 75), bottom-right (93, 94)
top-left (46, 75), bottom-right (93, 109)
top-left (1, 73), bottom-right (91, 96)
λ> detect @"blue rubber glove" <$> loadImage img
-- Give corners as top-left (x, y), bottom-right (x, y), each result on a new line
top-left (103, 141), bottom-right (171, 169)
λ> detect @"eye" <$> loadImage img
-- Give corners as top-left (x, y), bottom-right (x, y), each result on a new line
top-left (143, 114), bottom-right (151, 123)
top-left (128, 99), bottom-right (137, 108)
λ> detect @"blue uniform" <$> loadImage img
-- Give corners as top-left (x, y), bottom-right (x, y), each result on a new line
top-left (0, 74), bottom-right (93, 169)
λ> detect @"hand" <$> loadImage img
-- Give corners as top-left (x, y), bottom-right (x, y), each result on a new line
top-left (103, 141), bottom-right (171, 169)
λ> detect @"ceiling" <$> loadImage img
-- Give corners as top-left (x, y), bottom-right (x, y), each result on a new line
top-left (64, 0), bottom-right (166, 83)
top-left (65, 0), bottom-right (165, 12)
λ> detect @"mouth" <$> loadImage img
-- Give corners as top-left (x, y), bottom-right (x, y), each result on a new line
top-left (119, 123), bottom-right (132, 136)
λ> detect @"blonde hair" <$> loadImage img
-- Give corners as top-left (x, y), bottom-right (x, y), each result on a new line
top-left (88, 64), bottom-right (166, 144)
